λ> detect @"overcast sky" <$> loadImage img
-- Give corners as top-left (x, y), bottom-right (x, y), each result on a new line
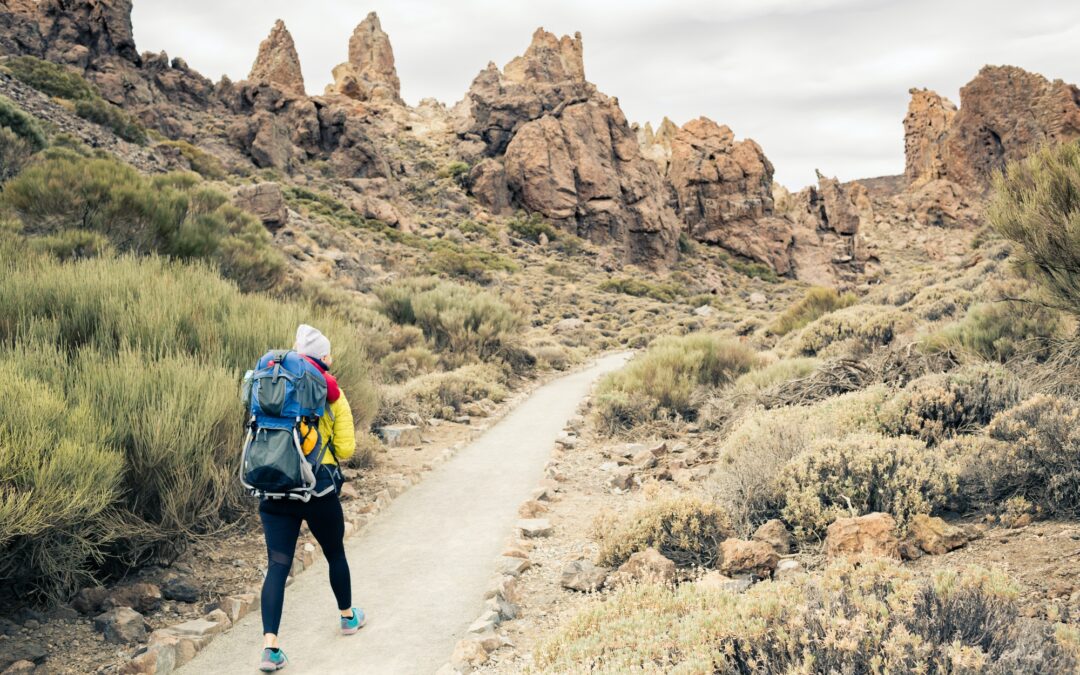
top-left (131, 0), bottom-right (1080, 188)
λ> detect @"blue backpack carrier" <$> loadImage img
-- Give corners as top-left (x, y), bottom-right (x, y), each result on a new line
top-left (240, 350), bottom-right (330, 501)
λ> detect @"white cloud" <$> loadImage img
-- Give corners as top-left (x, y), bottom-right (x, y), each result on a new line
top-left (130, 0), bottom-right (1079, 188)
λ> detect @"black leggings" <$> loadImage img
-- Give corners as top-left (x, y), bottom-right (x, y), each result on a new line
top-left (258, 494), bottom-right (351, 635)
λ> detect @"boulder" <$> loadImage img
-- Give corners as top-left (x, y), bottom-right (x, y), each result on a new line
top-left (376, 424), bottom-right (422, 447)
top-left (774, 558), bottom-right (804, 580)
top-left (606, 465), bottom-right (635, 491)
top-left (450, 638), bottom-right (488, 672)
top-left (467, 159), bottom-right (511, 214)
top-left (328, 12), bottom-right (402, 104)
top-left (0, 641), bottom-right (46, 671)
top-left (234, 182), bottom-right (288, 229)
top-left (94, 607), bottom-right (148, 644)
top-left (1, 661), bottom-right (37, 675)
top-left (718, 538), bottom-right (779, 578)
top-left (751, 519), bottom-right (793, 555)
top-left (560, 559), bottom-right (610, 592)
top-left (121, 641), bottom-right (176, 675)
top-left (696, 570), bottom-right (752, 593)
top-left (906, 514), bottom-right (969, 556)
top-left (825, 513), bottom-right (901, 560)
top-left (608, 548), bottom-right (676, 587)
top-left (161, 575), bottom-right (200, 603)
top-left (494, 556), bottom-right (531, 577)
top-left (247, 20), bottom-right (305, 96)
top-left (104, 583), bottom-right (162, 614)
top-left (517, 518), bottom-right (552, 538)
top-left (72, 586), bottom-right (110, 614)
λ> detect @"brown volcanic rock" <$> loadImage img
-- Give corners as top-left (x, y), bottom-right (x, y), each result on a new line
top-left (455, 28), bottom-right (596, 157)
top-left (248, 20), bottom-right (305, 96)
top-left (944, 65), bottom-right (1080, 187)
top-left (904, 66), bottom-right (1080, 191)
top-left (0, 1), bottom-right (42, 57)
top-left (329, 12), bottom-right (402, 104)
top-left (667, 117), bottom-right (788, 268)
top-left (461, 28), bottom-right (680, 266)
top-left (38, 0), bottom-right (140, 67)
top-left (904, 88), bottom-right (956, 185)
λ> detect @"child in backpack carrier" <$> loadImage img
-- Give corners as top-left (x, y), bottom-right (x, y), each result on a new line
top-left (251, 325), bottom-right (365, 672)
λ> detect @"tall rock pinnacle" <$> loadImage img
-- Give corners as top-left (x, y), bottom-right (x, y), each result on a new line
top-left (329, 11), bottom-right (402, 104)
top-left (248, 19), bottom-right (306, 96)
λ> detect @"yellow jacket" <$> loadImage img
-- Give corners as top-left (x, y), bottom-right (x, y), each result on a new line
top-left (320, 392), bottom-right (355, 465)
top-left (299, 392), bottom-right (355, 465)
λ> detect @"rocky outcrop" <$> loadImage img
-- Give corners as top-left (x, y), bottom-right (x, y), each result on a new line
top-left (329, 12), bottom-right (402, 104)
top-left (456, 28), bottom-right (681, 266)
top-left (825, 513), bottom-right (901, 560)
top-left (904, 88), bottom-right (956, 185)
top-left (37, 0), bottom-right (140, 67)
top-left (635, 117), bottom-right (677, 173)
top-left (0, 0), bottom-right (44, 57)
top-left (904, 66), bottom-right (1080, 190)
top-left (248, 20), bottom-right (305, 96)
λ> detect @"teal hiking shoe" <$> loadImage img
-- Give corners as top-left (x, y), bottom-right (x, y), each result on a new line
top-left (341, 608), bottom-right (365, 635)
top-left (259, 647), bottom-right (287, 671)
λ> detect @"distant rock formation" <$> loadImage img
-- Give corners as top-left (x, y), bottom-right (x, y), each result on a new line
top-left (248, 20), bottom-right (305, 96)
top-left (903, 88), bottom-right (956, 185)
top-left (37, 0), bottom-right (140, 67)
top-left (905, 66), bottom-right (1080, 190)
top-left (328, 12), bottom-right (402, 104)
top-left (635, 115), bottom-right (868, 283)
top-left (456, 27), bottom-right (681, 267)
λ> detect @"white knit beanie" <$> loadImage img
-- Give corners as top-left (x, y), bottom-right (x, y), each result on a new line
top-left (295, 324), bottom-right (331, 360)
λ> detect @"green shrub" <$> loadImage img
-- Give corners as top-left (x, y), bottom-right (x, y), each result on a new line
top-left (3, 153), bottom-right (285, 290)
top-left (536, 560), bottom-right (1078, 674)
top-left (769, 286), bottom-right (857, 336)
top-left (907, 283), bottom-right (975, 321)
top-left (4, 56), bottom-right (99, 101)
top-left (0, 95), bottom-right (45, 152)
top-left (988, 140), bottom-right (1080, 317)
top-left (375, 277), bottom-right (523, 364)
top-left (159, 139), bottom-right (227, 179)
top-left (923, 300), bottom-right (1062, 363)
top-left (4, 56), bottom-right (146, 144)
top-left (0, 126), bottom-right (37, 182)
top-left (879, 364), bottom-right (1022, 445)
top-left (440, 160), bottom-right (470, 187)
top-left (0, 355), bottom-right (122, 601)
top-left (508, 211), bottom-right (559, 243)
top-left (72, 98), bottom-right (146, 144)
top-left (956, 395), bottom-right (1080, 517)
top-left (595, 334), bottom-right (760, 432)
top-left (594, 496), bottom-right (733, 568)
top-left (599, 276), bottom-right (684, 303)
top-left (796, 304), bottom-right (909, 356)
top-left (381, 345), bottom-right (438, 383)
top-left (711, 386), bottom-right (889, 534)
top-left (698, 356), bottom-right (820, 430)
top-left (29, 228), bottom-right (112, 260)
top-left (779, 432), bottom-right (956, 539)
top-left (397, 365), bottom-right (505, 419)
top-left (423, 243), bottom-right (518, 282)
top-left (0, 248), bottom-right (380, 598)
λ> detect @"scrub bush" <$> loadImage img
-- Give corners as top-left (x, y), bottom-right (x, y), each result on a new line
top-left (536, 560), bottom-right (1078, 674)
top-left (594, 334), bottom-right (761, 432)
top-left (795, 304), bottom-right (909, 356)
top-left (594, 496), bottom-right (733, 569)
top-left (768, 286), bottom-right (857, 336)
top-left (778, 433), bottom-right (956, 539)
top-left (879, 364), bottom-right (1022, 445)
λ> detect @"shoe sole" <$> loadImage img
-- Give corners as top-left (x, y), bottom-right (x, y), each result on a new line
top-left (341, 616), bottom-right (366, 635)
top-left (259, 662), bottom-right (286, 672)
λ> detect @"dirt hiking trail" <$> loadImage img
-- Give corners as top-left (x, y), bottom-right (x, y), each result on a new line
top-left (181, 352), bottom-right (631, 674)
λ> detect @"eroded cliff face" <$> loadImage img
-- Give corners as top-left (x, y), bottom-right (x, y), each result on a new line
top-left (456, 28), bottom-right (682, 267)
top-left (906, 67), bottom-right (1080, 191)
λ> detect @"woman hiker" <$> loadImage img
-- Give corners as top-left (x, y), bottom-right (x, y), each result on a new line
top-left (258, 324), bottom-right (364, 672)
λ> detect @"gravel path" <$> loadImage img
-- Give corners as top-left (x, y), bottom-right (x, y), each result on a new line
top-left (180, 352), bottom-right (630, 674)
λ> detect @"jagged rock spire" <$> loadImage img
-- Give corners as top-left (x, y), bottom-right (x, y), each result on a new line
top-left (329, 11), bottom-right (402, 104)
top-left (248, 19), bottom-right (306, 96)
